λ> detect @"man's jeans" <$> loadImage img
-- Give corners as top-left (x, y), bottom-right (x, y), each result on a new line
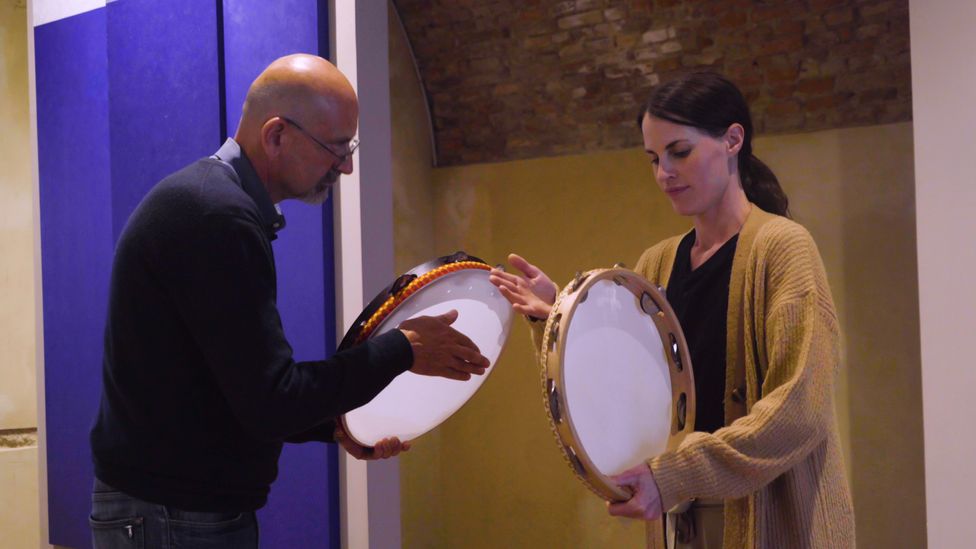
top-left (90, 478), bottom-right (258, 549)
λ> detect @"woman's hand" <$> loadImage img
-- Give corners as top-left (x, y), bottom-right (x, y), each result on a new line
top-left (489, 253), bottom-right (558, 321)
top-left (334, 423), bottom-right (411, 460)
top-left (607, 463), bottom-right (664, 521)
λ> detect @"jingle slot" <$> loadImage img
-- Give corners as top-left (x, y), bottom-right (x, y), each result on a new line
top-left (640, 292), bottom-right (660, 315)
top-left (547, 379), bottom-right (562, 423)
top-left (676, 393), bottom-right (687, 431)
top-left (548, 314), bottom-right (562, 349)
top-left (569, 272), bottom-right (589, 293)
top-left (669, 333), bottom-right (683, 371)
top-left (391, 273), bottom-right (417, 295)
top-left (567, 446), bottom-right (586, 477)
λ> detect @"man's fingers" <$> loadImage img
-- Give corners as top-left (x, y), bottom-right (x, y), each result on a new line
top-left (436, 309), bottom-right (459, 325)
top-left (452, 346), bottom-right (490, 369)
top-left (444, 326), bottom-right (481, 355)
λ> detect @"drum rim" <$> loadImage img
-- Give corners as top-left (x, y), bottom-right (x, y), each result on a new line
top-left (540, 268), bottom-right (696, 502)
top-left (337, 251), bottom-right (491, 351)
top-left (336, 251), bottom-right (499, 448)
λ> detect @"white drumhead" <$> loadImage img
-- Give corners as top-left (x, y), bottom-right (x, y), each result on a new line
top-left (563, 279), bottom-right (672, 476)
top-left (343, 268), bottom-right (512, 446)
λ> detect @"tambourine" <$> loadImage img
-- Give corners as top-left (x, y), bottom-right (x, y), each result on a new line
top-left (540, 268), bottom-right (695, 501)
top-left (337, 252), bottom-right (513, 448)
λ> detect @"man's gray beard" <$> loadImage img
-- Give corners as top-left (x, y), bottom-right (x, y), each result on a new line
top-left (299, 183), bottom-right (331, 205)
top-left (299, 171), bottom-right (339, 205)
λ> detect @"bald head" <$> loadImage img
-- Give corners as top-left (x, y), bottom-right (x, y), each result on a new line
top-left (238, 54), bottom-right (358, 140)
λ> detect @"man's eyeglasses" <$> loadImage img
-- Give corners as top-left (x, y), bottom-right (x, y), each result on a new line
top-left (280, 116), bottom-right (360, 163)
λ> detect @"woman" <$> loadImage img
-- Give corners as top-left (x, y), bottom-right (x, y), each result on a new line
top-left (489, 72), bottom-right (854, 548)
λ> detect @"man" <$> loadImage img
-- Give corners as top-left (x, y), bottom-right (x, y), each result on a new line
top-left (89, 54), bottom-right (488, 547)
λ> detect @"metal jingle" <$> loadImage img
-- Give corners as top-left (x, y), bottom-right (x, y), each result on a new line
top-left (547, 378), bottom-right (562, 423)
top-left (390, 273), bottom-right (418, 295)
top-left (640, 291), bottom-right (660, 315)
top-left (548, 314), bottom-right (562, 350)
top-left (445, 250), bottom-right (470, 263)
top-left (566, 446), bottom-right (586, 477)
top-left (569, 271), bottom-right (589, 293)
top-left (669, 333), bottom-right (683, 371)
top-left (676, 392), bottom-right (687, 431)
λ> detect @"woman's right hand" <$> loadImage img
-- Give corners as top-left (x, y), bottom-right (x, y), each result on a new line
top-left (489, 253), bottom-right (558, 321)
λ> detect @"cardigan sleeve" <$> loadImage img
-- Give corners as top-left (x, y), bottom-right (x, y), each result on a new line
top-left (648, 223), bottom-right (841, 511)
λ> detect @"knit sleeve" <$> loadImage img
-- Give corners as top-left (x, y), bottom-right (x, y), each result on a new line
top-left (648, 224), bottom-right (840, 510)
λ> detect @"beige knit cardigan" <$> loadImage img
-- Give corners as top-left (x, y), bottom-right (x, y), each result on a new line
top-left (535, 207), bottom-right (855, 548)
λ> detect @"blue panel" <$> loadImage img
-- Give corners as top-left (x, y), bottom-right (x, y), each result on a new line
top-left (35, 9), bottom-right (111, 548)
top-left (107, 0), bottom-right (222, 239)
top-left (223, 1), bottom-right (339, 547)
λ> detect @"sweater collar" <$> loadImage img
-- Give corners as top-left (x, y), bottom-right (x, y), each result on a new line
top-left (212, 138), bottom-right (286, 239)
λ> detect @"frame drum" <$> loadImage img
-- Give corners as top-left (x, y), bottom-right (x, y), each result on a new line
top-left (540, 268), bottom-right (695, 501)
top-left (337, 252), bottom-right (513, 448)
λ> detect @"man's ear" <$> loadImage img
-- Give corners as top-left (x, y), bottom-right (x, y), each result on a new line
top-left (260, 117), bottom-right (287, 158)
top-left (725, 123), bottom-right (745, 156)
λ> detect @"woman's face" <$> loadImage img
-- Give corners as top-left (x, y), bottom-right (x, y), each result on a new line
top-left (640, 112), bottom-right (742, 217)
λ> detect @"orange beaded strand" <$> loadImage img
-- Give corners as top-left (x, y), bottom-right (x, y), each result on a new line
top-left (353, 262), bottom-right (490, 345)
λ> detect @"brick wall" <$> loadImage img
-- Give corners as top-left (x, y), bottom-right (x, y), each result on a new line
top-left (393, 0), bottom-right (911, 166)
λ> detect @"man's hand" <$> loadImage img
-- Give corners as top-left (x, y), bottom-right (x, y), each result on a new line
top-left (489, 253), bottom-right (558, 321)
top-left (607, 463), bottom-right (664, 521)
top-left (398, 310), bottom-right (490, 381)
top-left (334, 423), bottom-right (411, 460)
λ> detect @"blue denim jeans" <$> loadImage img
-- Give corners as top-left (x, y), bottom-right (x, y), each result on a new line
top-left (90, 478), bottom-right (258, 549)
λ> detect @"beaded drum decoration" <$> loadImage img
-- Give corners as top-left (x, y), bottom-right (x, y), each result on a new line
top-left (338, 252), bottom-right (513, 448)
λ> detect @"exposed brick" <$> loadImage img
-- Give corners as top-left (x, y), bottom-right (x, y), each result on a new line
top-left (552, 1), bottom-right (578, 17)
top-left (797, 76), bottom-right (836, 94)
top-left (642, 28), bottom-right (669, 43)
top-left (720, 10), bottom-right (748, 27)
top-left (394, 0), bottom-right (912, 165)
top-left (770, 85), bottom-right (796, 99)
top-left (823, 6), bottom-right (853, 27)
top-left (767, 100), bottom-right (802, 116)
top-left (860, 1), bottom-right (894, 18)
top-left (605, 7), bottom-right (626, 21)
top-left (660, 40), bottom-right (683, 54)
top-left (805, 92), bottom-right (849, 110)
top-left (758, 34), bottom-right (804, 55)
top-left (558, 10), bottom-right (604, 29)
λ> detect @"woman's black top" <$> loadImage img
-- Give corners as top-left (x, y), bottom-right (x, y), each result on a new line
top-left (666, 230), bottom-right (739, 434)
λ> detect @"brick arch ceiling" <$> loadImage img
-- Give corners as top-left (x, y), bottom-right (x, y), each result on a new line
top-left (393, 0), bottom-right (911, 167)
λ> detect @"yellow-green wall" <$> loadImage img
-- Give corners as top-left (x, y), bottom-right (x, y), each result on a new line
top-left (0, 0), bottom-right (36, 433)
top-left (389, 3), bottom-right (435, 275)
top-left (0, 2), bottom-right (41, 548)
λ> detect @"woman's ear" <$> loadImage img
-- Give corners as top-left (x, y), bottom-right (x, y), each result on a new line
top-left (725, 123), bottom-right (745, 156)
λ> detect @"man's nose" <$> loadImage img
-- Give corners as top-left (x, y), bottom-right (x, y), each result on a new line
top-left (337, 154), bottom-right (354, 175)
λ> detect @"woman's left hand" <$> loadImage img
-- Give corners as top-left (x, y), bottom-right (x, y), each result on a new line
top-left (334, 424), bottom-right (411, 460)
top-left (607, 463), bottom-right (664, 521)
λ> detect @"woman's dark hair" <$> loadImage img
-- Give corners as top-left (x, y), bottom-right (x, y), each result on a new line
top-left (638, 72), bottom-right (790, 218)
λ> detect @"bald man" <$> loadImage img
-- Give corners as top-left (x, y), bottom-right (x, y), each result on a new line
top-left (89, 55), bottom-right (487, 548)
